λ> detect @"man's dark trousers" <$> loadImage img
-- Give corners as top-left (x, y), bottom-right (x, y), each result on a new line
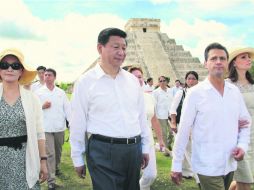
top-left (86, 136), bottom-right (142, 190)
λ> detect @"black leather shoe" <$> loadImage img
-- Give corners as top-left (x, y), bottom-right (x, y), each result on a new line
top-left (48, 183), bottom-right (55, 190)
top-left (182, 176), bottom-right (193, 179)
top-left (48, 183), bottom-right (63, 190)
top-left (56, 168), bottom-right (62, 176)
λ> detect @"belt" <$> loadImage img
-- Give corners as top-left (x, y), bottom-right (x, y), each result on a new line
top-left (91, 134), bottom-right (141, 144)
top-left (0, 135), bottom-right (27, 150)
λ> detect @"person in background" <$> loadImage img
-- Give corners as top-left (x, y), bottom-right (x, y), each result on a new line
top-left (227, 47), bottom-right (254, 190)
top-left (172, 79), bottom-right (182, 97)
top-left (171, 43), bottom-right (251, 190)
top-left (36, 68), bottom-right (70, 190)
top-left (31, 66), bottom-right (46, 92)
top-left (70, 28), bottom-right (150, 190)
top-left (165, 77), bottom-right (171, 88)
top-left (170, 71), bottom-right (200, 188)
top-left (129, 66), bottom-right (165, 190)
top-left (144, 77), bottom-right (155, 93)
top-left (0, 48), bottom-right (48, 189)
top-left (153, 75), bottom-right (174, 156)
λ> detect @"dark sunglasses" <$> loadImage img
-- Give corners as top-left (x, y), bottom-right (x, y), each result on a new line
top-left (159, 80), bottom-right (166, 82)
top-left (0, 62), bottom-right (24, 70)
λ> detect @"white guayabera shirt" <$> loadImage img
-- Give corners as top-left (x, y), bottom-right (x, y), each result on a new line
top-left (172, 78), bottom-right (251, 176)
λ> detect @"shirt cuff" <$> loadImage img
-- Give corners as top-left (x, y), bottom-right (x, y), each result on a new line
top-left (142, 144), bottom-right (150, 154)
top-left (72, 155), bottom-right (85, 167)
top-left (169, 111), bottom-right (177, 115)
top-left (237, 142), bottom-right (248, 153)
top-left (171, 159), bottom-right (183, 172)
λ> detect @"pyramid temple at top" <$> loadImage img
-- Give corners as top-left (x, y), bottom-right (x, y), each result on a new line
top-left (86, 18), bottom-right (208, 85)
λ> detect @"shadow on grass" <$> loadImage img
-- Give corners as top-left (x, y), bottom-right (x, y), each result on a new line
top-left (151, 152), bottom-right (199, 190)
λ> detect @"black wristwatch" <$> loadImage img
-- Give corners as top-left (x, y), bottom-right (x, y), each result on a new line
top-left (40, 156), bottom-right (47, 160)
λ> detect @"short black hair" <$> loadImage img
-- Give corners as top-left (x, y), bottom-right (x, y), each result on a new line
top-left (204, 42), bottom-right (229, 61)
top-left (98, 28), bottom-right (127, 46)
top-left (36, 66), bottom-right (46, 71)
top-left (147, 77), bottom-right (153, 83)
top-left (45, 68), bottom-right (56, 77)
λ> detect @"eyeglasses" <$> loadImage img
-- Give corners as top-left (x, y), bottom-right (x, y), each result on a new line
top-left (159, 80), bottom-right (166, 83)
top-left (187, 77), bottom-right (197, 80)
top-left (0, 62), bottom-right (24, 70)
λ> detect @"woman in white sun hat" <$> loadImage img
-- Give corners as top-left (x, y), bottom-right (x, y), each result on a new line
top-left (227, 47), bottom-right (254, 190)
top-left (0, 48), bottom-right (48, 189)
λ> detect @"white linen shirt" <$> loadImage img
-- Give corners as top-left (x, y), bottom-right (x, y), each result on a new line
top-left (172, 78), bottom-right (251, 176)
top-left (31, 81), bottom-right (44, 92)
top-left (36, 86), bottom-right (70, 132)
top-left (153, 87), bottom-right (173, 119)
top-left (70, 64), bottom-right (150, 167)
top-left (144, 93), bottom-right (156, 146)
top-left (144, 84), bottom-right (155, 94)
top-left (170, 88), bottom-right (186, 115)
top-left (172, 86), bottom-right (182, 97)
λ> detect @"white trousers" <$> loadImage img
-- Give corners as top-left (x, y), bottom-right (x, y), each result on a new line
top-left (182, 139), bottom-right (194, 177)
top-left (140, 144), bottom-right (157, 190)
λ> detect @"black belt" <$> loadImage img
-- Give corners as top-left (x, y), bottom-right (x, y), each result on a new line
top-left (91, 134), bottom-right (141, 144)
top-left (0, 135), bottom-right (27, 150)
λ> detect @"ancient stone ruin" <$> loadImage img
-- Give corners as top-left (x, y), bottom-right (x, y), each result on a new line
top-left (85, 18), bottom-right (207, 85)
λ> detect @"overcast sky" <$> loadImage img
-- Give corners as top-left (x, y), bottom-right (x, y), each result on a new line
top-left (1, 0), bottom-right (253, 82)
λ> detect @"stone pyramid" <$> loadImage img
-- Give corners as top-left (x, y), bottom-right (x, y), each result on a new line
top-left (84, 18), bottom-right (207, 85)
top-left (123, 18), bottom-right (207, 85)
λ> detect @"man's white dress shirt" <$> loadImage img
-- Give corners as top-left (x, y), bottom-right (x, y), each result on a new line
top-left (31, 81), bottom-right (44, 92)
top-left (172, 86), bottom-right (182, 97)
top-left (153, 87), bottom-right (173, 119)
top-left (172, 79), bottom-right (251, 176)
top-left (36, 86), bottom-right (70, 132)
top-left (144, 84), bottom-right (155, 94)
top-left (170, 89), bottom-right (186, 115)
top-left (70, 64), bottom-right (150, 167)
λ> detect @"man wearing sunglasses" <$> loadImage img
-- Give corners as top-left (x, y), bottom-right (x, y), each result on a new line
top-left (153, 76), bottom-right (174, 157)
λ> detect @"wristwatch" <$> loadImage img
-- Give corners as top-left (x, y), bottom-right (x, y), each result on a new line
top-left (40, 156), bottom-right (47, 160)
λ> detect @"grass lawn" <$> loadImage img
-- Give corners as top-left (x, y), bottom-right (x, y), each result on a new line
top-left (41, 131), bottom-right (199, 190)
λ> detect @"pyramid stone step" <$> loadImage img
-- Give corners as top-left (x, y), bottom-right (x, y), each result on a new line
top-left (174, 63), bottom-right (205, 69)
top-left (167, 51), bottom-right (192, 57)
top-left (171, 57), bottom-right (200, 63)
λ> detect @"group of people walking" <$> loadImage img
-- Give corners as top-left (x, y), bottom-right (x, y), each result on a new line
top-left (0, 27), bottom-right (253, 190)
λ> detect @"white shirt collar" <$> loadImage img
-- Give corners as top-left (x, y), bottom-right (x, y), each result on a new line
top-left (94, 63), bottom-right (124, 80)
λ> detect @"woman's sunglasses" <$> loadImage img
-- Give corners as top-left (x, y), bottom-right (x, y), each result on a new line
top-left (0, 62), bottom-right (24, 70)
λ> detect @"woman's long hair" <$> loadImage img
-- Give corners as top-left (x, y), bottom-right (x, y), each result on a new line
top-left (228, 58), bottom-right (254, 84)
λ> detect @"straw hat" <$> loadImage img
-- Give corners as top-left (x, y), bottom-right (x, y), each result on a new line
top-left (228, 47), bottom-right (254, 64)
top-left (0, 48), bottom-right (37, 85)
